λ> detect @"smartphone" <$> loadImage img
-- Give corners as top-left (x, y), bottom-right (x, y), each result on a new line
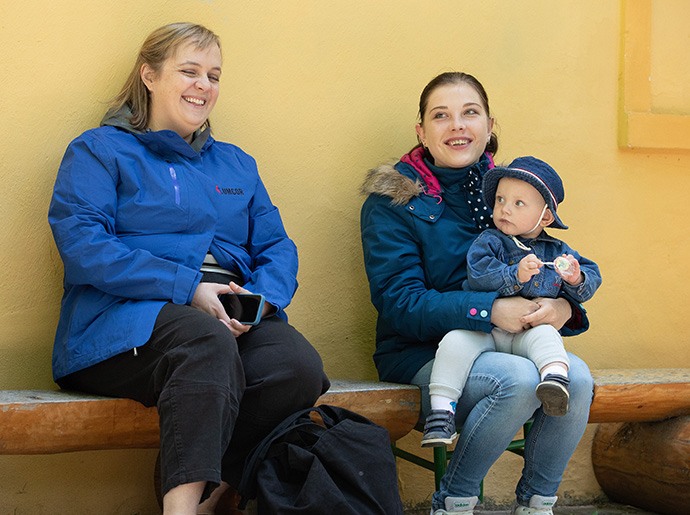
top-left (219, 293), bottom-right (265, 325)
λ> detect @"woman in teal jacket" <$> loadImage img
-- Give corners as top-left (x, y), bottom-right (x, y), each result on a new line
top-left (48, 23), bottom-right (328, 514)
top-left (360, 72), bottom-right (593, 515)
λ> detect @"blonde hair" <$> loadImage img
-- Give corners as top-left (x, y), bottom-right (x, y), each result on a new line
top-left (109, 22), bottom-right (221, 131)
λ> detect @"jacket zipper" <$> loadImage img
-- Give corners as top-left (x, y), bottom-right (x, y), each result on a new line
top-left (168, 165), bottom-right (181, 205)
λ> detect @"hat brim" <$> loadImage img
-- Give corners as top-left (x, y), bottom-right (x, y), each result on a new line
top-left (482, 167), bottom-right (568, 230)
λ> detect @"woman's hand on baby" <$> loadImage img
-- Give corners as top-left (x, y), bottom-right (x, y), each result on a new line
top-left (557, 254), bottom-right (583, 286)
top-left (522, 297), bottom-right (572, 331)
top-left (517, 254), bottom-right (542, 283)
top-left (491, 297), bottom-right (540, 333)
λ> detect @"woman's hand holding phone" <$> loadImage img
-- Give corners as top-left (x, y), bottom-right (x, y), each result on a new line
top-left (222, 284), bottom-right (265, 325)
top-left (191, 281), bottom-right (233, 323)
top-left (217, 282), bottom-right (255, 338)
top-left (192, 281), bottom-right (258, 338)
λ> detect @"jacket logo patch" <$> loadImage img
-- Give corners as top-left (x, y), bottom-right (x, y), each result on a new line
top-left (216, 186), bottom-right (244, 195)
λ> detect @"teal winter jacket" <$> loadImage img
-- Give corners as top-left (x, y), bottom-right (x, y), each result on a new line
top-left (360, 155), bottom-right (588, 384)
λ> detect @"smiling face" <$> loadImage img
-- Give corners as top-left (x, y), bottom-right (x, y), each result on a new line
top-left (493, 177), bottom-right (554, 238)
top-left (415, 83), bottom-right (494, 169)
top-left (141, 41), bottom-right (222, 142)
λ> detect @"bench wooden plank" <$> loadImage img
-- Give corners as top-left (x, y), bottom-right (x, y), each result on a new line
top-left (3, 369), bottom-right (689, 456)
top-left (315, 380), bottom-right (420, 441)
top-left (589, 369), bottom-right (690, 423)
top-left (0, 380), bottom-right (420, 455)
top-left (1, 390), bottom-right (159, 455)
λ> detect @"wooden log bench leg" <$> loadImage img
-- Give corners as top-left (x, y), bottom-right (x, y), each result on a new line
top-left (592, 416), bottom-right (690, 515)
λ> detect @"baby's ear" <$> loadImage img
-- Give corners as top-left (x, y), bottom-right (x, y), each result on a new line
top-left (542, 208), bottom-right (556, 227)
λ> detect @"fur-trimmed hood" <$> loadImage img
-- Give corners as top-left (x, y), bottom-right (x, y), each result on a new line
top-left (360, 162), bottom-right (424, 206)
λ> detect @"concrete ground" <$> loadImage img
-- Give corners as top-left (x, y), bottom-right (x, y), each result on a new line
top-left (482, 505), bottom-right (657, 515)
top-left (244, 496), bottom-right (660, 514)
top-left (405, 502), bottom-right (659, 514)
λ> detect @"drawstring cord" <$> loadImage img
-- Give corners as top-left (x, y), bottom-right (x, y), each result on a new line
top-left (510, 204), bottom-right (548, 252)
top-left (511, 235), bottom-right (532, 252)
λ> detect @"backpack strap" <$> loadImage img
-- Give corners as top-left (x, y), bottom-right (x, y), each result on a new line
top-left (309, 404), bottom-right (374, 429)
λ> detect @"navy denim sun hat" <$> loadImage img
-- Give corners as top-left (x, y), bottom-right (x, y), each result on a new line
top-left (482, 156), bottom-right (568, 230)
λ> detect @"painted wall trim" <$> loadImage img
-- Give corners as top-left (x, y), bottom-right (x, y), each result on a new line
top-left (618, 0), bottom-right (690, 149)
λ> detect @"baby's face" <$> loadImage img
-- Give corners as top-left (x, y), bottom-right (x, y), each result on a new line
top-left (492, 177), bottom-right (548, 238)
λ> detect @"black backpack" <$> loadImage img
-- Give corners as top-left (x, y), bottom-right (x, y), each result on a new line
top-left (237, 404), bottom-right (404, 514)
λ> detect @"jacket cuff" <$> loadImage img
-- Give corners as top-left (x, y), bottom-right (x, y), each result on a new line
top-left (561, 278), bottom-right (587, 299)
top-left (173, 266), bottom-right (203, 305)
top-left (464, 291), bottom-right (499, 332)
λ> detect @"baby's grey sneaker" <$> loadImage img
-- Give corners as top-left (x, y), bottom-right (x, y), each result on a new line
top-left (511, 495), bottom-right (557, 514)
top-left (421, 409), bottom-right (457, 447)
top-left (536, 374), bottom-right (570, 417)
top-left (430, 495), bottom-right (478, 514)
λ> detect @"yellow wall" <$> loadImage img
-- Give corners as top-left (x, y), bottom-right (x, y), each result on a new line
top-left (2, 0), bottom-right (689, 512)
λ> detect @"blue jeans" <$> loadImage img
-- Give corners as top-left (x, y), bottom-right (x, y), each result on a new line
top-left (412, 351), bottom-right (593, 509)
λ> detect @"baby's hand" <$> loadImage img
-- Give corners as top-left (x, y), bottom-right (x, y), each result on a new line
top-left (557, 254), bottom-right (583, 285)
top-left (517, 254), bottom-right (543, 283)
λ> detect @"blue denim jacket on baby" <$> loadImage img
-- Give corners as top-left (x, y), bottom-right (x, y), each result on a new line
top-left (466, 229), bottom-right (601, 302)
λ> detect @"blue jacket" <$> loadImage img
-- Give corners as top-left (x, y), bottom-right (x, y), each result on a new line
top-left (466, 229), bottom-right (601, 302)
top-left (48, 113), bottom-right (298, 380)
top-left (360, 156), bottom-right (588, 384)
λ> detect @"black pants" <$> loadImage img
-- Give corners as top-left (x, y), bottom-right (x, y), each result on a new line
top-left (58, 302), bottom-right (330, 500)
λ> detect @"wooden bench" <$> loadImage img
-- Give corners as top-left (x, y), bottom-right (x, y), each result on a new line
top-left (2, 369), bottom-right (689, 512)
top-left (2, 369), bottom-right (689, 455)
top-left (588, 369), bottom-right (690, 514)
top-left (588, 368), bottom-right (690, 423)
top-left (0, 379), bottom-right (420, 455)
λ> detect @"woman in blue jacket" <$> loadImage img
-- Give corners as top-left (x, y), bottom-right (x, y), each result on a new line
top-left (360, 72), bottom-right (593, 515)
top-left (48, 23), bottom-right (329, 514)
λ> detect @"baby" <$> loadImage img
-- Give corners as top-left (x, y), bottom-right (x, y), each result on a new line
top-left (422, 156), bottom-right (602, 447)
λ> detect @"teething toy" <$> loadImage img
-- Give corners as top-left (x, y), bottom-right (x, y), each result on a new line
top-left (543, 256), bottom-right (571, 272)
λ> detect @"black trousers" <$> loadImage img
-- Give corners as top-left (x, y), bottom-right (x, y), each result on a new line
top-left (58, 301), bottom-right (330, 500)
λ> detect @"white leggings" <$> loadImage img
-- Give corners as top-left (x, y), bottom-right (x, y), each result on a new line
top-left (429, 325), bottom-right (570, 401)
